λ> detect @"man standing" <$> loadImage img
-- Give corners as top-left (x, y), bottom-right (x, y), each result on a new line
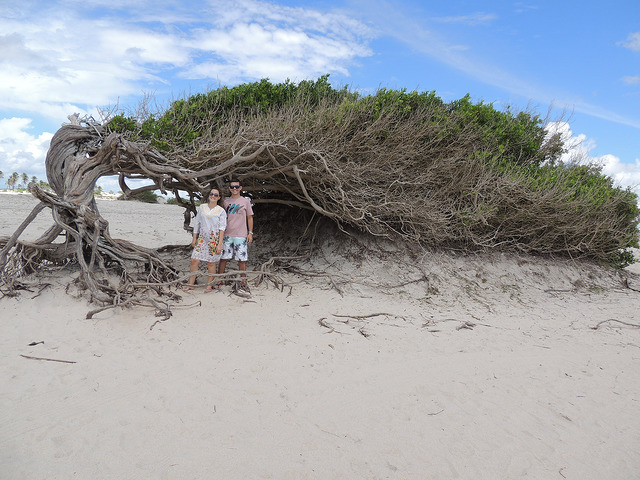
top-left (218, 178), bottom-right (254, 293)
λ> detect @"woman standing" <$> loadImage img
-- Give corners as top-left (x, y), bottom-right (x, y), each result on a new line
top-left (183, 188), bottom-right (227, 292)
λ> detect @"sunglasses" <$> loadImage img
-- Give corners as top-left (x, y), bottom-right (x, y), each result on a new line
top-left (229, 185), bottom-right (241, 189)
top-left (209, 193), bottom-right (220, 197)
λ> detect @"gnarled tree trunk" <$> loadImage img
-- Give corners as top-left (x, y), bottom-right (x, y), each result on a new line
top-left (0, 118), bottom-right (187, 309)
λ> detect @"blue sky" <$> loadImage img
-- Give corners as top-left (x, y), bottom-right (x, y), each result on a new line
top-left (0, 0), bottom-right (638, 194)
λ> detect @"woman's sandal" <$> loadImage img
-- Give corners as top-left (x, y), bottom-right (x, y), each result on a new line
top-left (205, 282), bottom-right (222, 293)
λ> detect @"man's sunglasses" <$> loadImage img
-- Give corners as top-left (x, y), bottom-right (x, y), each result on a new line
top-left (229, 185), bottom-right (241, 189)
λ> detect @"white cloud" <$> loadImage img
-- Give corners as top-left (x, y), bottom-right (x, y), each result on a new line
top-left (184, 19), bottom-right (363, 83)
top-left (545, 122), bottom-right (593, 162)
top-left (546, 121), bottom-right (640, 194)
top-left (0, 118), bottom-right (52, 182)
top-left (0, 0), bottom-right (373, 121)
top-left (597, 155), bottom-right (640, 191)
top-left (180, 0), bottom-right (373, 83)
top-left (622, 75), bottom-right (639, 86)
top-left (432, 13), bottom-right (498, 25)
top-left (618, 32), bottom-right (640, 51)
top-left (513, 4), bottom-right (539, 14)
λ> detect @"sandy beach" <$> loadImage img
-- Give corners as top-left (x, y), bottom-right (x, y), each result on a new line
top-left (1, 192), bottom-right (639, 479)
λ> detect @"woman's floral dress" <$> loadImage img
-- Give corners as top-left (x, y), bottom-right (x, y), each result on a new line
top-left (191, 204), bottom-right (227, 262)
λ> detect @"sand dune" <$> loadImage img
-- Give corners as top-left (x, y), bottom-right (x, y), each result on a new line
top-left (1, 192), bottom-right (639, 479)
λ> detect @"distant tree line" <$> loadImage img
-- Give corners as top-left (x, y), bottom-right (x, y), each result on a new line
top-left (0, 170), bottom-right (117, 197)
top-left (0, 170), bottom-right (50, 190)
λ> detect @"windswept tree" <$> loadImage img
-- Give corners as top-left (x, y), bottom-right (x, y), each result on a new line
top-left (0, 77), bottom-right (637, 312)
top-left (20, 173), bottom-right (29, 189)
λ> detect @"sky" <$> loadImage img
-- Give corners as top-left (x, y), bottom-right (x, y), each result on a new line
top-left (0, 0), bottom-right (638, 195)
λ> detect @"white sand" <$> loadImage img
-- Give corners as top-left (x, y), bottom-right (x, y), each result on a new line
top-left (1, 193), bottom-right (639, 479)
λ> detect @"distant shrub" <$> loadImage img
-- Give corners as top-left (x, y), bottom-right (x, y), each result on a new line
top-left (125, 191), bottom-right (159, 203)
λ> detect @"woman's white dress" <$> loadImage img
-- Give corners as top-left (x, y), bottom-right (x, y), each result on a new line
top-left (191, 204), bottom-right (227, 262)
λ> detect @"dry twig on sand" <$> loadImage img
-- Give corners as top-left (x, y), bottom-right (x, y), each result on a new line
top-left (590, 319), bottom-right (640, 330)
top-left (20, 354), bottom-right (76, 364)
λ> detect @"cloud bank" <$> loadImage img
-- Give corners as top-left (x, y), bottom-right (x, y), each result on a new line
top-left (0, 0), bottom-right (373, 120)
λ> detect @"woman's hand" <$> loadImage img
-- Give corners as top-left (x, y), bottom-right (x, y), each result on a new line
top-left (217, 232), bottom-right (225, 254)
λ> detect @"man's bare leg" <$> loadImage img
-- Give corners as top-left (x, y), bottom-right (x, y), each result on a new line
top-left (238, 261), bottom-right (247, 288)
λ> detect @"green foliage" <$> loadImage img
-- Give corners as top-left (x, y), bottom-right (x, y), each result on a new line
top-left (366, 88), bottom-right (444, 120)
top-left (610, 249), bottom-right (637, 269)
top-left (447, 94), bottom-right (557, 166)
top-left (110, 75), bottom-right (356, 148)
top-left (526, 163), bottom-right (638, 215)
top-left (106, 115), bottom-right (138, 135)
top-left (125, 190), bottom-right (159, 203)
top-left (331, 88), bottom-right (445, 134)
